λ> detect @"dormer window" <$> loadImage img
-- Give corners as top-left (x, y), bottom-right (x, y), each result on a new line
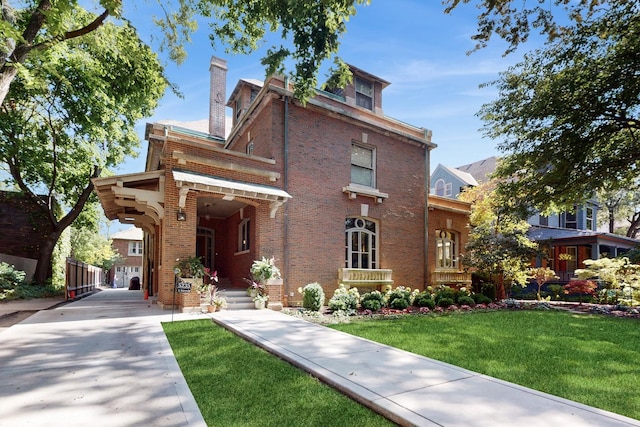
top-left (355, 77), bottom-right (373, 110)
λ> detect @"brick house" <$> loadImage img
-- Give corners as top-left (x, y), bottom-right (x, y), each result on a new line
top-left (93, 57), bottom-right (471, 310)
top-left (432, 156), bottom-right (639, 283)
top-left (109, 228), bottom-right (143, 288)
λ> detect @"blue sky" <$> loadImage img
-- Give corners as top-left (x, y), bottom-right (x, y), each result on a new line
top-left (115, 1), bottom-right (541, 178)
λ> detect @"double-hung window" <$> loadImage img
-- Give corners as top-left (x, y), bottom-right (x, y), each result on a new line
top-left (128, 241), bottom-right (142, 256)
top-left (355, 77), bottom-right (373, 110)
top-left (351, 143), bottom-right (375, 188)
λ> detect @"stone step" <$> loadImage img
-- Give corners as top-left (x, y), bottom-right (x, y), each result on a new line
top-left (219, 288), bottom-right (255, 310)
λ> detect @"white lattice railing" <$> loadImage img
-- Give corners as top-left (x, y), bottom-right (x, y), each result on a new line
top-left (338, 268), bottom-right (393, 288)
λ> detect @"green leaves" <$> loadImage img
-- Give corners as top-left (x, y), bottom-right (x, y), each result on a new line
top-left (479, 1), bottom-right (640, 214)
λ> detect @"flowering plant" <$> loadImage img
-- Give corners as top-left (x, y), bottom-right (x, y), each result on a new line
top-left (173, 256), bottom-right (206, 278)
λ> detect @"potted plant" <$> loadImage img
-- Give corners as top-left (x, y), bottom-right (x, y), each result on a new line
top-left (250, 256), bottom-right (283, 310)
top-left (207, 284), bottom-right (227, 312)
top-left (250, 256), bottom-right (281, 284)
top-left (253, 293), bottom-right (269, 309)
top-left (173, 256), bottom-right (206, 279)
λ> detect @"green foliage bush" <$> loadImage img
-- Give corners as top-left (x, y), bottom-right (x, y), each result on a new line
top-left (457, 295), bottom-right (476, 306)
top-left (361, 291), bottom-right (384, 311)
top-left (472, 293), bottom-right (492, 304)
top-left (413, 291), bottom-right (436, 309)
top-left (389, 297), bottom-right (409, 310)
top-left (434, 286), bottom-right (457, 306)
top-left (437, 297), bottom-right (455, 308)
top-left (328, 284), bottom-right (359, 314)
top-left (0, 262), bottom-right (26, 290)
top-left (386, 286), bottom-right (412, 309)
top-left (301, 282), bottom-right (325, 312)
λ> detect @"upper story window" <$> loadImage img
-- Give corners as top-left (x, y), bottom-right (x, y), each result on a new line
top-left (539, 214), bottom-right (548, 226)
top-left (436, 230), bottom-right (458, 270)
top-left (351, 143), bottom-right (375, 188)
top-left (128, 241), bottom-right (142, 256)
top-left (235, 98), bottom-right (242, 120)
top-left (586, 207), bottom-right (594, 230)
top-left (355, 77), bottom-right (373, 110)
top-left (562, 209), bottom-right (577, 229)
top-left (246, 141), bottom-right (254, 156)
top-left (434, 179), bottom-right (451, 197)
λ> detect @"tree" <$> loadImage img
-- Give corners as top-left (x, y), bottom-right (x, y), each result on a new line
top-left (70, 227), bottom-right (119, 271)
top-left (2, 0), bottom-right (371, 107)
top-left (576, 257), bottom-right (640, 304)
top-left (478, 1), bottom-right (639, 217)
top-left (443, 0), bottom-right (619, 54)
top-left (527, 267), bottom-right (558, 301)
top-left (0, 9), bottom-right (166, 284)
top-left (459, 180), bottom-right (539, 299)
top-left (596, 182), bottom-right (640, 237)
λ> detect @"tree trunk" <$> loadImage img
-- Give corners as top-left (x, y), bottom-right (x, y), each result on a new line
top-left (628, 212), bottom-right (640, 239)
top-left (0, 67), bottom-right (19, 107)
top-left (33, 229), bottom-right (61, 284)
top-left (609, 209), bottom-right (616, 234)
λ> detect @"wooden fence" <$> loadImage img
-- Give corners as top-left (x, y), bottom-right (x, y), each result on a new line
top-left (65, 258), bottom-right (102, 301)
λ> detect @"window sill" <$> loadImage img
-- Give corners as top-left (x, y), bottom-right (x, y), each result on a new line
top-left (343, 184), bottom-right (388, 203)
top-left (234, 250), bottom-right (250, 256)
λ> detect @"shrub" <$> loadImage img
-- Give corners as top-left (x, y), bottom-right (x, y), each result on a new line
top-left (389, 297), bottom-right (409, 310)
top-left (413, 291), bottom-right (436, 309)
top-left (0, 262), bottom-right (26, 290)
top-left (386, 286), bottom-right (412, 309)
top-left (437, 297), bottom-right (455, 308)
top-left (547, 284), bottom-right (564, 300)
top-left (327, 284), bottom-right (359, 314)
top-left (472, 293), bottom-right (492, 304)
top-left (434, 285), bottom-right (456, 306)
top-left (457, 295), bottom-right (475, 307)
top-left (300, 282), bottom-right (325, 312)
top-left (361, 291), bottom-right (384, 311)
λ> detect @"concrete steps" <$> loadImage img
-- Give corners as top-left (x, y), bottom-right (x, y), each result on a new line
top-left (219, 288), bottom-right (254, 310)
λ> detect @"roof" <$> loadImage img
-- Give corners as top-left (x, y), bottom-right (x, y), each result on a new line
top-left (172, 170), bottom-right (292, 202)
top-left (111, 227), bottom-right (143, 241)
top-left (456, 156), bottom-right (498, 184)
top-left (528, 225), bottom-right (639, 247)
top-left (439, 165), bottom-right (478, 186)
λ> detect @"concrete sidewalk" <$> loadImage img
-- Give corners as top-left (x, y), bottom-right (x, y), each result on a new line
top-left (213, 309), bottom-right (640, 427)
top-left (0, 288), bottom-right (208, 427)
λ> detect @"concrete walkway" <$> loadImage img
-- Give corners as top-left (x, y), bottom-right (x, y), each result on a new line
top-left (2, 291), bottom-right (640, 426)
top-left (212, 309), bottom-right (640, 427)
top-left (0, 288), bottom-right (208, 427)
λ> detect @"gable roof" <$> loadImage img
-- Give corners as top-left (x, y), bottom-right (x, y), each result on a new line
top-left (111, 227), bottom-right (143, 241)
top-left (439, 165), bottom-right (478, 186)
top-left (456, 156), bottom-right (498, 184)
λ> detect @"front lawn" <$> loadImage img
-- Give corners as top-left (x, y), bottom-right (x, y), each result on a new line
top-left (162, 319), bottom-right (393, 427)
top-left (330, 310), bottom-right (640, 420)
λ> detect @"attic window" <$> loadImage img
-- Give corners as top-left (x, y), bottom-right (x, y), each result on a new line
top-left (355, 77), bottom-right (373, 110)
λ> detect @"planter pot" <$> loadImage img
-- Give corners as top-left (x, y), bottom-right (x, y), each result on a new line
top-left (207, 304), bottom-right (217, 313)
top-left (254, 299), bottom-right (266, 310)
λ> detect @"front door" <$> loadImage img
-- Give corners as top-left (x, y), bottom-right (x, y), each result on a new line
top-left (196, 227), bottom-right (215, 274)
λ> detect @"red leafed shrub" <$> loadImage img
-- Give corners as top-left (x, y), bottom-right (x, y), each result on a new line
top-left (563, 280), bottom-right (597, 305)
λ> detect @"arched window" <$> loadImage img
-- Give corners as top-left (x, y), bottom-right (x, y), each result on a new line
top-left (436, 230), bottom-right (457, 269)
top-left (435, 179), bottom-right (445, 196)
top-left (345, 217), bottom-right (377, 269)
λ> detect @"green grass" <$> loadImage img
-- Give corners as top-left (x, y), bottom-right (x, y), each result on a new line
top-left (330, 310), bottom-right (640, 420)
top-left (162, 319), bottom-right (393, 427)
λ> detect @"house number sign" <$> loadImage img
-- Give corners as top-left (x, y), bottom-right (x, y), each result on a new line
top-left (176, 280), bottom-right (192, 293)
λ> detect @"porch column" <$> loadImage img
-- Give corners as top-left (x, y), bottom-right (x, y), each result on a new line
top-left (591, 243), bottom-right (600, 260)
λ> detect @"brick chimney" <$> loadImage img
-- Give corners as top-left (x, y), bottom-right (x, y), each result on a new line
top-left (209, 56), bottom-right (227, 138)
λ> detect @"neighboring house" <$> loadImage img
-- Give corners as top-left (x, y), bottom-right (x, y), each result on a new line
top-left (93, 57), bottom-right (471, 311)
top-left (109, 228), bottom-right (143, 288)
top-left (0, 190), bottom-right (49, 280)
top-left (432, 156), bottom-right (639, 282)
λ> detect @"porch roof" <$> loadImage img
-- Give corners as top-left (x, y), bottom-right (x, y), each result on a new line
top-left (528, 225), bottom-right (639, 248)
top-left (172, 170), bottom-right (291, 218)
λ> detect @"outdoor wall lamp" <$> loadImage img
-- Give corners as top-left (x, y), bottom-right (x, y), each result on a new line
top-left (177, 209), bottom-right (186, 221)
